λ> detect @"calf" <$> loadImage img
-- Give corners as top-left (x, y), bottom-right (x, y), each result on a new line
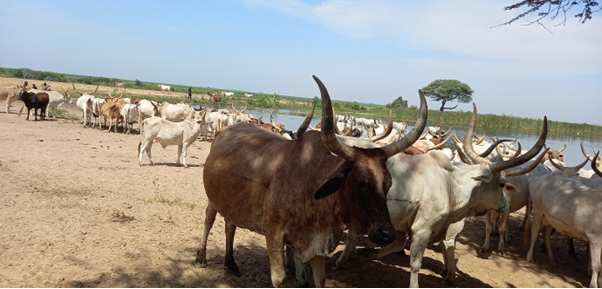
top-left (18, 90), bottom-right (50, 121)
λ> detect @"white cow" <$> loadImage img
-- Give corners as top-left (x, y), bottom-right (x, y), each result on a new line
top-left (526, 171), bottom-right (602, 288)
top-left (158, 84), bottom-right (171, 93)
top-left (333, 104), bottom-right (548, 287)
top-left (159, 101), bottom-right (194, 122)
top-left (224, 92), bottom-right (234, 97)
top-left (72, 84), bottom-right (100, 127)
top-left (244, 93), bottom-right (253, 98)
top-left (121, 103), bottom-right (139, 134)
top-left (91, 98), bottom-right (106, 128)
top-left (138, 112), bottom-right (207, 168)
top-left (45, 89), bottom-right (73, 117)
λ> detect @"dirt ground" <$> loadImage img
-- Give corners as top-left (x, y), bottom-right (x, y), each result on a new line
top-left (0, 78), bottom-right (594, 288)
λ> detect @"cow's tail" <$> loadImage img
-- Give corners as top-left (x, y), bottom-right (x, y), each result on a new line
top-left (137, 141), bottom-right (142, 155)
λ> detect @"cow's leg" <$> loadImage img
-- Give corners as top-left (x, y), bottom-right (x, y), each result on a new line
top-left (409, 230), bottom-right (430, 288)
top-left (285, 245), bottom-right (309, 287)
top-left (177, 145), bottom-right (183, 167)
top-left (440, 237), bottom-right (457, 284)
top-left (265, 232), bottom-right (286, 287)
top-left (374, 230), bottom-right (407, 260)
top-left (195, 202), bottom-right (217, 268)
top-left (481, 211), bottom-right (493, 253)
top-left (516, 201), bottom-right (531, 231)
top-left (26, 108), bottom-right (31, 121)
top-left (498, 211), bottom-right (510, 255)
top-left (181, 144), bottom-right (190, 168)
top-left (588, 240), bottom-right (601, 288)
top-left (333, 230), bottom-right (359, 270)
top-left (310, 255), bottom-right (326, 288)
top-left (224, 220), bottom-right (240, 276)
top-left (526, 209), bottom-right (544, 263)
top-left (138, 140), bottom-right (154, 166)
top-left (542, 224), bottom-right (555, 266)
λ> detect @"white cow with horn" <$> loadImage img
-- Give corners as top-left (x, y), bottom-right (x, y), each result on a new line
top-left (333, 103), bottom-right (548, 287)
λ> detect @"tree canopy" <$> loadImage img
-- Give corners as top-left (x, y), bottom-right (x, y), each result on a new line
top-left (421, 79), bottom-right (473, 111)
top-left (501, 0), bottom-right (600, 27)
top-left (386, 96), bottom-right (408, 109)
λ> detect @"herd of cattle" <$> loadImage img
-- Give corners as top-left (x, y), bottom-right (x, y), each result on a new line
top-left (2, 77), bottom-right (602, 287)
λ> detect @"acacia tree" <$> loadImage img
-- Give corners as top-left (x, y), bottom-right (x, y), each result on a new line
top-left (501, 0), bottom-right (599, 27)
top-left (421, 79), bottom-right (473, 111)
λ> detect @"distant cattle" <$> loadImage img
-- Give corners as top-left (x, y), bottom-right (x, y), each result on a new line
top-left (158, 85), bottom-right (171, 93)
top-left (18, 90), bottom-right (50, 121)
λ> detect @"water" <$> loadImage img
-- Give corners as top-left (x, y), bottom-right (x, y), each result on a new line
top-left (198, 104), bottom-right (602, 167)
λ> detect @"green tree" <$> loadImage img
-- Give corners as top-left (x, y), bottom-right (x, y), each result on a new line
top-left (386, 96), bottom-right (408, 109)
top-left (421, 79), bottom-right (473, 111)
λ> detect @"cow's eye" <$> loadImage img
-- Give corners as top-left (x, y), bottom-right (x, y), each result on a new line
top-left (499, 183), bottom-right (505, 188)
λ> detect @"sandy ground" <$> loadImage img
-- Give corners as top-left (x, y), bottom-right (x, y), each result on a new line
top-left (0, 78), bottom-right (594, 287)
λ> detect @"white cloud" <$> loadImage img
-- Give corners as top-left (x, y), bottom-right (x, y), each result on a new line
top-left (244, 0), bottom-right (602, 78)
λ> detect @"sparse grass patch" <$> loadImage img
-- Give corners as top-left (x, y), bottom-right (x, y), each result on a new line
top-left (146, 178), bottom-right (196, 209)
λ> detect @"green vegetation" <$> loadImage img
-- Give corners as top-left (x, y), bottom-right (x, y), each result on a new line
top-left (1, 66), bottom-right (600, 135)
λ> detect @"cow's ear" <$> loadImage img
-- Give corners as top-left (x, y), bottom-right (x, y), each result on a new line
top-left (314, 162), bottom-right (353, 200)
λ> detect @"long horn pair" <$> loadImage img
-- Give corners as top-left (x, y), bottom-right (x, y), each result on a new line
top-left (496, 142), bottom-right (522, 159)
top-left (463, 103), bottom-right (547, 173)
top-left (313, 75), bottom-right (427, 160)
top-left (426, 135), bottom-right (451, 152)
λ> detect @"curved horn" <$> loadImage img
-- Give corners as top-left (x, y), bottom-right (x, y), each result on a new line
top-left (231, 103), bottom-right (239, 113)
top-left (426, 135), bottom-right (450, 151)
top-left (381, 90), bottom-right (428, 158)
top-left (71, 83), bottom-right (83, 96)
top-left (480, 139), bottom-right (513, 158)
top-left (463, 104), bottom-right (493, 165)
top-left (581, 141), bottom-right (595, 162)
top-left (440, 127), bottom-right (452, 137)
top-left (89, 84), bottom-right (100, 95)
top-left (296, 100), bottom-right (316, 138)
top-left (490, 117), bottom-right (548, 173)
top-left (370, 110), bottom-right (394, 142)
top-left (505, 148), bottom-right (549, 177)
top-left (574, 157), bottom-right (589, 171)
top-left (592, 152), bottom-right (602, 178)
top-left (313, 76), bottom-right (354, 160)
top-left (241, 102), bottom-right (247, 113)
top-left (453, 135), bottom-right (473, 164)
top-left (549, 158), bottom-right (565, 171)
top-left (270, 111), bottom-right (282, 133)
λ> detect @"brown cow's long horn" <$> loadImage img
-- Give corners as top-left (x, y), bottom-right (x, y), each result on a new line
top-left (313, 75), bottom-right (354, 160)
top-left (490, 117), bottom-right (547, 173)
top-left (381, 90), bottom-right (428, 158)
top-left (296, 100), bottom-right (316, 138)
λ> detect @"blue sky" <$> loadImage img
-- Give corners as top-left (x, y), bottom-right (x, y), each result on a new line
top-left (1, 0), bottom-right (600, 125)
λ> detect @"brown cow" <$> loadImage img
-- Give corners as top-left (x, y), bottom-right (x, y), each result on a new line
top-left (195, 76), bottom-right (428, 287)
